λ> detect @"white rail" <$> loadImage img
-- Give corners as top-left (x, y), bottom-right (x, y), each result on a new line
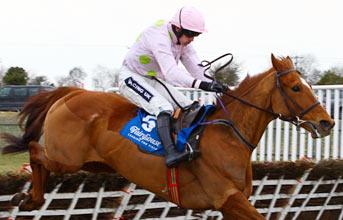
top-left (1, 174), bottom-right (342, 219)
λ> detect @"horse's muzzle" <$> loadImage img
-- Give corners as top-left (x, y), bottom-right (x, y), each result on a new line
top-left (306, 119), bottom-right (335, 138)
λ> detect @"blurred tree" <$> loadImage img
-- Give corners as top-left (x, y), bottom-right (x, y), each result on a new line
top-left (92, 65), bottom-right (118, 91)
top-left (3, 67), bottom-right (28, 85)
top-left (57, 67), bottom-right (87, 87)
top-left (292, 54), bottom-right (322, 84)
top-left (209, 62), bottom-right (240, 86)
top-left (317, 69), bottom-right (343, 85)
top-left (29, 75), bottom-right (47, 85)
top-left (329, 66), bottom-right (343, 76)
top-left (28, 75), bottom-right (54, 86)
top-left (0, 59), bottom-right (4, 86)
top-left (69, 67), bottom-right (87, 79)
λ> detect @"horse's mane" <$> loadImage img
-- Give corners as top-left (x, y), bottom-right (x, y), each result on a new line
top-left (222, 56), bottom-right (293, 104)
top-left (233, 69), bottom-right (273, 96)
top-left (220, 68), bottom-right (274, 106)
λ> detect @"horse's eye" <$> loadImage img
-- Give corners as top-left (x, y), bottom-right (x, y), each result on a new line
top-left (292, 85), bottom-right (300, 92)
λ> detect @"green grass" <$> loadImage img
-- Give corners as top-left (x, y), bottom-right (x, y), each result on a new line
top-left (0, 112), bottom-right (29, 174)
top-left (0, 153), bottom-right (29, 174)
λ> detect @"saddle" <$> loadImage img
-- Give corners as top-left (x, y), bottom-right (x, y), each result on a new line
top-left (172, 102), bottom-right (208, 160)
top-left (173, 101), bottom-right (204, 131)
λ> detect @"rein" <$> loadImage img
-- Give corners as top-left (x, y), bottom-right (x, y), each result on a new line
top-left (198, 53), bottom-right (233, 80)
top-left (204, 68), bottom-right (320, 152)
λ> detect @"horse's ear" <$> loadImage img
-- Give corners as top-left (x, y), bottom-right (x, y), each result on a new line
top-left (286, 56), bottom-right (295, 67)
top-left (271, 53), bottom-right (281, 71)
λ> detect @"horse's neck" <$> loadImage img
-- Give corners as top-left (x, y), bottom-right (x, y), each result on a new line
top-left (213, 73), bottom-right (275, 148)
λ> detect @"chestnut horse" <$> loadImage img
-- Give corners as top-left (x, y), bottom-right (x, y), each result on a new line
top-left (1, 55), bottom-right (334, 219)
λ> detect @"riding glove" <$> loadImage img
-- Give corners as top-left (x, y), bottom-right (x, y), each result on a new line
top-left (199, 81), bottom-right (228, 93)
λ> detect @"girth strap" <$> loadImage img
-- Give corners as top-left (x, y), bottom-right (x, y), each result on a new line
top-left (167, 167), bottom-right (181, 205)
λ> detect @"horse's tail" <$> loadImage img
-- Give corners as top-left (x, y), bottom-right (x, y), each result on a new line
top-left (1, 87), bottom-right (82, 154)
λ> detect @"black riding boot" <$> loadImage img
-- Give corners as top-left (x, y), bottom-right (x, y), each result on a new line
top-left (157, 112), bottom-right (189, 167)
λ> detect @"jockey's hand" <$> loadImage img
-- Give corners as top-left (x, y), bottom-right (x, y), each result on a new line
top-left (199, 81), bottom-right (228, 93)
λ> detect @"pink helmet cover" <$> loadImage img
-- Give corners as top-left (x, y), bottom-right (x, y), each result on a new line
top-left (170, 6), bottom-right (207, 33)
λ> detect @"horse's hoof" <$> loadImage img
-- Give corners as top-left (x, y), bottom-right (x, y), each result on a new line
top-left (10, 192), bottom-right (27, 206)
top-left (18, 194), bottom-right (44, 211)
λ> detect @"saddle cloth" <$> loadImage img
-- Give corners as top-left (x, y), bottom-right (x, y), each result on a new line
top-left (119, 104), bottom-right (215, 156)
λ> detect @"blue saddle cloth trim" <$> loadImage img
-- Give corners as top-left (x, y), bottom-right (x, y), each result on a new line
top-left (120, 105), bottom-right (215, 156)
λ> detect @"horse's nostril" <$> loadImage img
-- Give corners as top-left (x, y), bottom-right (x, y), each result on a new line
top-left (320, 120), bottom-right (334, 130)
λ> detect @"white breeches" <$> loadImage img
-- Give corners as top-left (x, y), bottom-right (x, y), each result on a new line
top-left (118, 65), bottom-right (193, 116)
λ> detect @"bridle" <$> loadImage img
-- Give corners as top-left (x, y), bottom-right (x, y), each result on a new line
top-left (209, 68), bottom-right (321, 151)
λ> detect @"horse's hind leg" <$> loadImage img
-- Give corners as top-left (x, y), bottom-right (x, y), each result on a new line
top-left (221, 192), bottom-right (265, 220)
top-left (11, 162), bottom-right (48, 211)
top-left (15, 139), bottom-right (78, 211)
top-left (11, 166), bottom-right (46, 211)
top-left (20, 163), bottom-right (49, 211)
top-left (11, 141), bottom-right (51, 211)
top-left (29, 141), bottom-right (81, 173)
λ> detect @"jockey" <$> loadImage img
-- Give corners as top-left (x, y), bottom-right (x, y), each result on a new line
top-left (118, 6), bottom-right (226, 167)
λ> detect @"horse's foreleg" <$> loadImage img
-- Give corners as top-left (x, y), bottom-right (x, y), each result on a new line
top-left (221, 192), bottom-right (265, 220)
top-left (243, 164), bottom-right (253, 198)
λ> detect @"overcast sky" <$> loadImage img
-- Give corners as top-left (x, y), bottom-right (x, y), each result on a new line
top-left (0, 0), bottom-right (342, 87)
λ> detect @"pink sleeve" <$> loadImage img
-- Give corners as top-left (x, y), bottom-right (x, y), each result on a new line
top-left (147, 33), bottom-right (198, 87)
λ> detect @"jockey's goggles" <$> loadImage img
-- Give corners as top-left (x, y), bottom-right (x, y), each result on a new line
top-left (182, 29), bottom-right (201, 37)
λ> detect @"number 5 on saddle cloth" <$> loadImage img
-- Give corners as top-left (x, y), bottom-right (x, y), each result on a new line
top-left (120, 103), bottom-right (215, 161)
